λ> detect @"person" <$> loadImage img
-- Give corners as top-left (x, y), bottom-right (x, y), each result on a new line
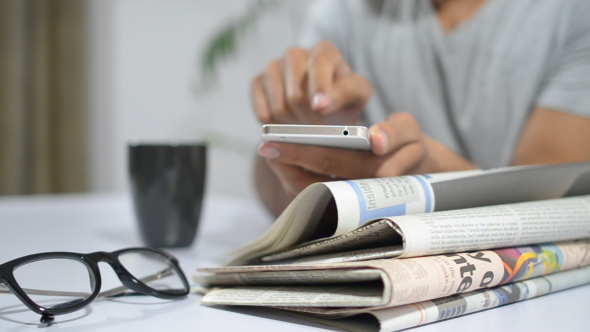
top-left (251, 0), bottom-right (590, 217)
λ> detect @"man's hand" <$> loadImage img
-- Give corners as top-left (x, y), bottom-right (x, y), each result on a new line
top-left (250, 41), bottom-right (371, 126)
top-left (258, 112), bottom-right (478, 202)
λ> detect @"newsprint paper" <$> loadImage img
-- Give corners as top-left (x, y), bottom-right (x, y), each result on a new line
top-left (230, 162), bottom-right (590, 264)
top-left (262, 195), bottom-right (590, 264)
top-left (277, 265), bottom-right (590, 332)
top-left (198, 239), bottom-right (590, 309)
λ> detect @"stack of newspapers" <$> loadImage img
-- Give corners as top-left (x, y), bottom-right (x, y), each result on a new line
top-left (195, 162), bottom-right (590, 332)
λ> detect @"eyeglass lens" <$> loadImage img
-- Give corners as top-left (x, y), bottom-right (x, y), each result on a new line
top-left (13, 258), bottom-right (96, 310)
top-left (118, 250), bottom-right (187, 292)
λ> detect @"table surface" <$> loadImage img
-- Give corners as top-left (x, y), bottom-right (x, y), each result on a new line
top-left (0, 192), bottom-right (587, 331)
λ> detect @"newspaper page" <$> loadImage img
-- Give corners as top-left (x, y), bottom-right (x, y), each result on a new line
top-left (393, 195), bottom-right (590, 257)
top-left (260, 195), bottom-right (590, 263)
top-left (229, 162), bottom-right (590, 265)
top-left (285, 246), bottom-right (404, 265)
top-left (200, 240), bottom-right (590, 308)
top-left (372, 265), bottom-right (590, 332)
top-left (261, 219), bottom-right (402, 263)
top-left (278, 265), bottom-right (590, 332)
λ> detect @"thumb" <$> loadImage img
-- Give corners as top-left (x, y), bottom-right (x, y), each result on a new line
top-left (369, 112), bottom-right (422, 156)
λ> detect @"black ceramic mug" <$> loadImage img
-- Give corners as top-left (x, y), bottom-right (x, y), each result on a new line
top-left (128, 143), bottom-right (206, 247)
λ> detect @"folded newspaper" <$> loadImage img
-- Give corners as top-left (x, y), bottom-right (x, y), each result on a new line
top-left (276, 264), bottom-right (590, 332)
top-left (229, 162), bottom-right (590, 265)
top-left (198, 240), bottom-right (590, 309)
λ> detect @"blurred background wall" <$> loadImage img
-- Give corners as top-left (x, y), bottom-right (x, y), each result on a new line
top-left (0, 0), bottom-right (313, 198)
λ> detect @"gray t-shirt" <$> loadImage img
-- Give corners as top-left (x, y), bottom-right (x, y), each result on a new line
top-left (299, 0), bottom-right (590, 168)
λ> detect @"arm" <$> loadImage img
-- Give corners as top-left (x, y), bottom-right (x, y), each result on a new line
top-left (512, 108), bottom-right (590, 165)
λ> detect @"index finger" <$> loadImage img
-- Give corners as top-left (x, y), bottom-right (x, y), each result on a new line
top-left (307, 41), bottom-right (351, 113)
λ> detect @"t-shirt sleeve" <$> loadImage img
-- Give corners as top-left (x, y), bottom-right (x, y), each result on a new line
top-left (535, 1), bottom-right (590, 117)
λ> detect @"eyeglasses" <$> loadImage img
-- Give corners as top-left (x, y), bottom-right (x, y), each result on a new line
top-left (0, 247), bottom-right (189, 324)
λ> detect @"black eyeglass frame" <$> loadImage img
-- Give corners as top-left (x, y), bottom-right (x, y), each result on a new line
top-left (0, 247), bottom-right (190, 323)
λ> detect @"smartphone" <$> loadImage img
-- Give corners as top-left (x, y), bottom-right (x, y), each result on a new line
top-left (262, 124), bottom-right (372, 150)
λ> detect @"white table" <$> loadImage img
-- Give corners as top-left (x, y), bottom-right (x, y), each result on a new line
top-left (0, 193), bottom-right (588, 331)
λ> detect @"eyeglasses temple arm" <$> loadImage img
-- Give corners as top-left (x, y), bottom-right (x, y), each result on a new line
top-left (0, 284), bottom-right (91, 297)
top-left (98, 267), bottom-right (175, 298)
top-left (0, 267), bottom-right (174, 298)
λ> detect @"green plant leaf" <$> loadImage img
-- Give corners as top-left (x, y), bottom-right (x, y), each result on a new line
top-left (195, 0), bottom-right (280, 97)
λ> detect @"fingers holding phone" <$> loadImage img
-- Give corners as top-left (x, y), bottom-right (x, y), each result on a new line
top-left (257, 114), bottom-right (434, 198)
top-left (259, 112), bottom-right (480, 202)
